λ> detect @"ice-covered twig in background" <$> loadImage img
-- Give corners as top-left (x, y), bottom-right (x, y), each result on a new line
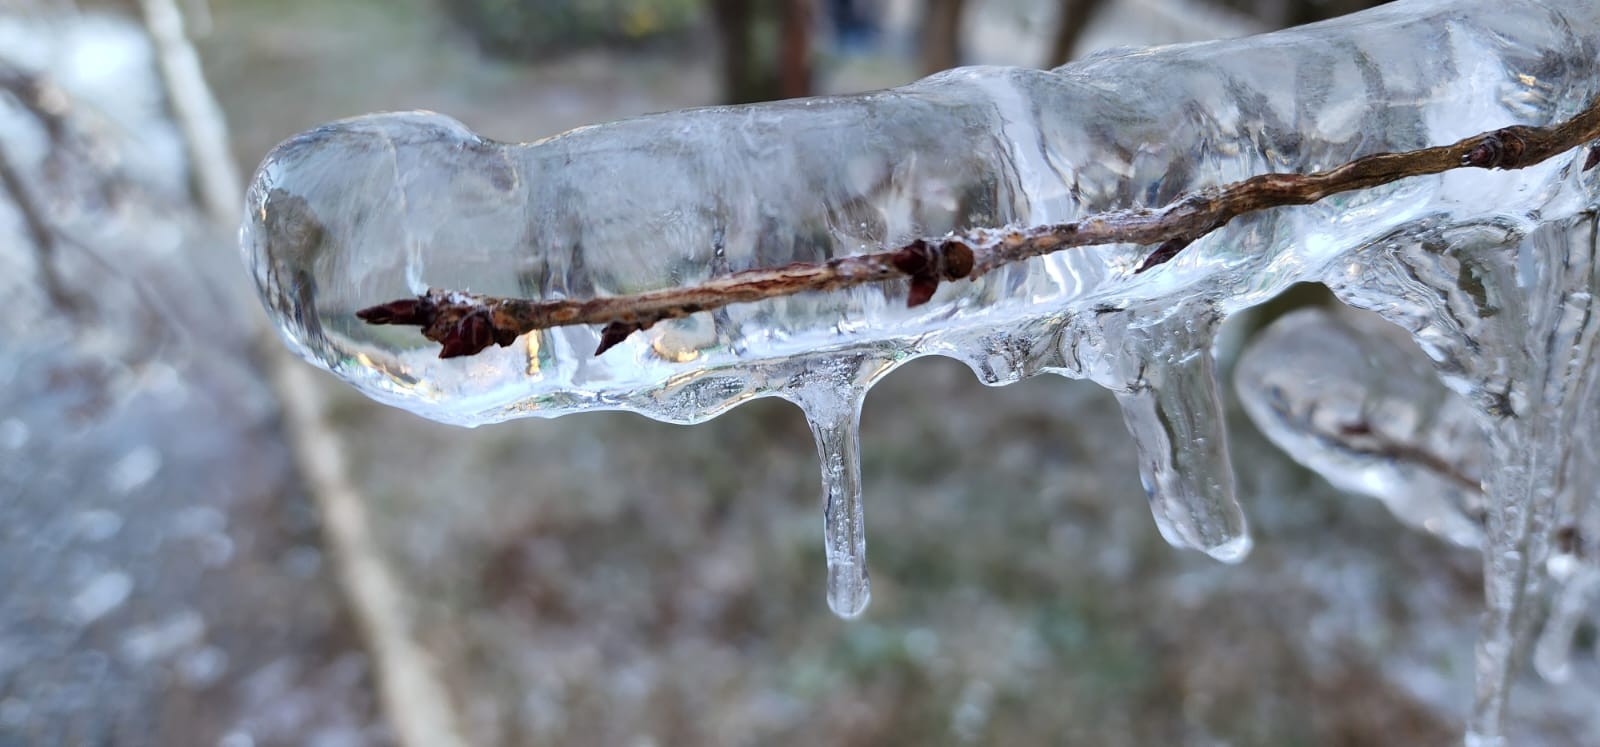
top-left (357, 107), bottom-right (1600, 359)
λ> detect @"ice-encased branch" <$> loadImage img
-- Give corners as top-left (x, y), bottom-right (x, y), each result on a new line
top-left (357, 104), bottom-right (1600, 358)
top-left (247, 3), bottom-right (1600, 741)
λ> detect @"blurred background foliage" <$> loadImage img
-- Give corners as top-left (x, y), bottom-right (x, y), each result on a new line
top-left (432, 0), bottom-right (1388, 103)
top-left (438, 0), bottom-right (703, 58)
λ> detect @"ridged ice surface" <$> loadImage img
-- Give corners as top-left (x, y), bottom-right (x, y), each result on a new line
top-left (242, 0), bottom-right (1600, 741)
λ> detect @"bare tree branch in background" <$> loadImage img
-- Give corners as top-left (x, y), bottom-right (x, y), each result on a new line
top-left (139, 0), bottom-right (242, 225)
top-left (780, 0), bottom-right (814, 99)
top-left (0, 137), bottom-right (82, 314)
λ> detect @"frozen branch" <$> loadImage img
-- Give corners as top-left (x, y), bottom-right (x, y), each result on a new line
top-left (359, 98), bottom-right (1600, 358)
top-left (251, 5), bottom-right (1600, 740)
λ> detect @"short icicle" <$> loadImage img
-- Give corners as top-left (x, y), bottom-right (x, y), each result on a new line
top-left (793, 379), bottom-right (874, 619)
top-left (1104, 303), bottom-right (1251, 562)
top-left (1469, 422), bottom-right (1561, 747)
top-left (1533, 569), bottom-right (1597, 683)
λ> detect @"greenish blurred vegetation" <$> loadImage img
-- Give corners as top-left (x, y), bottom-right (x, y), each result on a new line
top-left (439, 0), bottom-right (704, 58)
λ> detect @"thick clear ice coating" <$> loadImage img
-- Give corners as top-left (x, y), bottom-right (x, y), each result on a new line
top-left (243, 0), bottom-right (1600, 741)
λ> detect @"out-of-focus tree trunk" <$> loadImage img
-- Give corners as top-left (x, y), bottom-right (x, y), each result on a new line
top-left (1046, 0), bottom-right (1108, 68)
top-left (711, 0), bottom-right (812, 105)
top-left (710, 0), bottom-right (756, 103)
top-left (918, 0), bottom-right (966, 75)
top-left (780, 0), bottom-right (813, 100)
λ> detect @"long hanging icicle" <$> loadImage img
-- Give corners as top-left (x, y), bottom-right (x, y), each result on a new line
top-left (797, 387), bottom-right (873, 618)
top-left (784, 354), bottom-right (894, 617)
top-left (1467, 218), bottom-right (1599, 745)
top-left (1471, 422), bottom-right (1560, 747)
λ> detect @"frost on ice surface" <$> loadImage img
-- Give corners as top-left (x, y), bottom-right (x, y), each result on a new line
top-left (242, 0), bottom-right (1600, 741)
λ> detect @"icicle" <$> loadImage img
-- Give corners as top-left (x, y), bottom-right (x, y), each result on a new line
top-left (1317, 215), bottom-right (1600, 745)
top-left (1473, 218), bottom-right (1599, 745)
top-left (1533, 569), bottom-right (1597, 683)
top-left (788, 358), bottom-right (885, 619)
top-left (1469, 426), bottom-right (1559, 747)
top-left (804, 396), bottom-right (871, 618)
top-left (1100, 304), bottom-right (1250, 562)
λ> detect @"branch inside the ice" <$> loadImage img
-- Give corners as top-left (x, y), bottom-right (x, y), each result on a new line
top-left (357, 101), bottom-right (1600, 359)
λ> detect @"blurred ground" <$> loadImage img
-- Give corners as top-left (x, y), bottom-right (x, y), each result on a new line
top-left (0, 12), bottom-right (385, 744)
top-left (2, 0), bottom-right (1596, 745)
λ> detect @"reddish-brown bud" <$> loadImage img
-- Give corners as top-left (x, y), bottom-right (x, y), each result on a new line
top-left (906, 276), bottom-right (940, 307)
top-left (438, 309), bottom-right (496, 358)
top-left (1463, 129), bottom-right (1526, 169)
top-left (890, 239), bottom-right (934, 276)
top-left (941, 240), bottom-right (974, 280)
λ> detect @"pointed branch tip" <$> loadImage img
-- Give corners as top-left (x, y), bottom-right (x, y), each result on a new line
top-left (1136, 237), bottom-right (1192, 274)
top-left (594, 321), bottom-right (648, 356)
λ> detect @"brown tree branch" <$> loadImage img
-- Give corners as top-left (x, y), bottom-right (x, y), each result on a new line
top-left (359, 97), bottom-right (1600, 359)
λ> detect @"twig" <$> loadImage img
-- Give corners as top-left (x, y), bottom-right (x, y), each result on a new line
top-left (141, 0), bottom-right (242, 225)
top-left (360, 97), bottom-right (1600, 359)
top-left (1331, 419), bottom-right (1483, 496)
top-left (0, 125), bottom-right (81, 315)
